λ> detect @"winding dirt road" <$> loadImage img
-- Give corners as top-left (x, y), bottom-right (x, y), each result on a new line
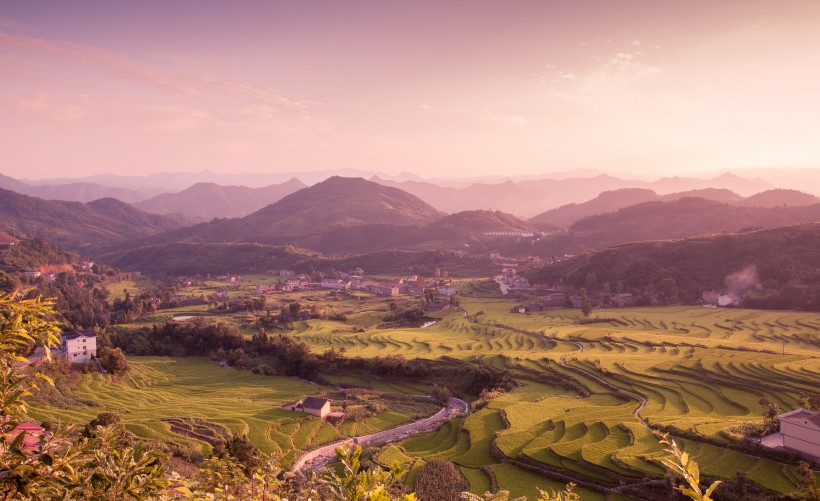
top-left (290, 396), bottom-right (469, 473)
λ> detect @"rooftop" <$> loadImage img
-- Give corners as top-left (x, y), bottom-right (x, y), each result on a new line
top-left (61, 329), bottom-right (96, 340)
top-left (301, 396), bottom-right (329, 410)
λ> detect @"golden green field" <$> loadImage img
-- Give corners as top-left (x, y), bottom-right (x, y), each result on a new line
top-left (41, 281), bottom-right (820, 499)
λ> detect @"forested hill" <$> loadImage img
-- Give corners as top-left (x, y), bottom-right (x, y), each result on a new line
top-left (524, 223), bottom-right (820, 309)
top-left (0, 238), bottom-right (78, 290)
top-left (566, 197), bottom-right (820, 250)
top-left (0, 188), bottom-right (192, 252)
top-left (529, 188), bottom-right (819, 230)
top-left (121, 176), bottom-right (445, 249)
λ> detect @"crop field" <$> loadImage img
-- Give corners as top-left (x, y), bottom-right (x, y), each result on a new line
top-left (98, 279), bottom-right (819, 497)
top-left (288, 299), bottom-right (819, 497)
top-left (28, 357), bottom-right (432, 465)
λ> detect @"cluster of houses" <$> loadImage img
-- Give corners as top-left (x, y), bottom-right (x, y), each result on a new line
top-left (255, 270), bottom-right (457, 299)
top-left (483, 230), bottom-right (535, 238)
top-left (20, 262), bottom-right (97, 284)
top-left (498, 268), bottom-right (532, 291)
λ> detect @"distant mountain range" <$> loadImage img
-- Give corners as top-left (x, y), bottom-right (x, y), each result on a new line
top-left (3, 168), bottom-right (819, 265)
top-left (529, 188), bottom-right (819, 229)
top-left (0, 187), bottom-right (191, 252)
top-left (5, 169), bottom-right (783, 218)
top-left (133, 179), bottom-right (307, 221)
top-left (0, 173), bottom-right (158, 203)
top-left (517, 197), bottom-right (820, 258)
top-left (370, 172), bottom-right (774, 217)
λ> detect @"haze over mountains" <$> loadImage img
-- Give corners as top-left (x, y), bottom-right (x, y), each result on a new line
top-left (133, 179), bottom-right (307, 221)
top-left (3, 169), bottom-right (820, 262)
top-left (3, 169), bottom-right (814, 221)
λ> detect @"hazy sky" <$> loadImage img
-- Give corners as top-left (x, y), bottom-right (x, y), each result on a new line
top-left (2, 0), bottom-right (819, 180)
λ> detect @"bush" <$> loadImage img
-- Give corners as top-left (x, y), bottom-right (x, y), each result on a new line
top-left (414, 459), bottom-right (467, 501)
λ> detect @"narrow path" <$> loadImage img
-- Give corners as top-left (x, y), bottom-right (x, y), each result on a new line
top-left (290, 396), bottom-right (469, 473)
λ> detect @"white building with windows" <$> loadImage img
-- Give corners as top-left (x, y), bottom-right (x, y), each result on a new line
top-left (762, 408), bottom-right (820, 460)
top-left (61, 330), bottom-right (97, 364)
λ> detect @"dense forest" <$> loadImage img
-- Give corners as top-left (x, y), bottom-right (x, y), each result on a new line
top-left (524, 224), bottom-right (820, 310)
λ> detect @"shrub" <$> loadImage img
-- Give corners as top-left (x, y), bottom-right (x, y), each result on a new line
top-left (415, 459), bottom-right (468, 501)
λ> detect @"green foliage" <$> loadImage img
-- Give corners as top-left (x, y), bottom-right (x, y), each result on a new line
top-left (97, 346), bottom-right (129, 373)
top-left (657, 431), bottom-right (721, 501)
top-left (0, 292), bottom-right (172, 500)
top-left (459, 483), bottom-right (578, 501)
top-left (0, 238), bottom-right (76, 278)
top-left (794, 461), bottom-right (820, 501)
top-left (0, 291), bottom-right (61, 424)
top-left (320, 445), bottom-right (415, 501)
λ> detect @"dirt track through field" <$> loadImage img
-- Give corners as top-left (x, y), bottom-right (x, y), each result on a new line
top-left (291, 396), bottom-right (469, 473)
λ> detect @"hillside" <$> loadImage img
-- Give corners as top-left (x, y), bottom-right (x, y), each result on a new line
top-left (0, 231), bottom-right (19, 246)
top-left (524, 223), bottom-right (820, 309)
top-left (245, 176), bottom-right (443, 233)
top-left (0, 237), bottom-right (77, 274)
top-left (122, 177), bottom-right (445, 252)
top-left (662, 188), bottom-right (743, 204)
top-left (529, 187), bottom-right (817, 229)
top-left (428, 210), bottom-right (531, 232)
top-left (529, 188), bottom-right (659, 229)
top-left (739, 188), bottom-right (819, 207)
top-left (133, 178), bottom-right (307, 220)
top-left (0, 188), bottom-right (192, 252)
top-left (567, 197), bottom-right (820, 249)
top-left (0, 172), bottom-right (152, 203)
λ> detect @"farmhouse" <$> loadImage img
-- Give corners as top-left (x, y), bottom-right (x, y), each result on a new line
top-left (717, 293), bottom-right (742, 307)
top-left (282, 397), bottom-right (331, 418)
top-left (321, 279), bottom-right (349, 290)
top-left (611, 293), bottom-right (635, 307)
top-left (256, 284), bottom-right (276, 294)
top-left (543, 292), bottom-right (567, 309)
top-left (61, 329), bottom-right (97, 364)
top-left (776, 408), bottom-right (820, 459)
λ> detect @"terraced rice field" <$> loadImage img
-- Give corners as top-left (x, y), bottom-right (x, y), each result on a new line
top-left (28, 357), bottom-right (428, 465)
top-left (38, 292), bottom-right (820, 498)
top-left (292, 302), bottom-right (819, 497)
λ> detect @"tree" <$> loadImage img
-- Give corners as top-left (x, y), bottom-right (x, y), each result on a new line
top-left (795, 461), bottom-right (820, 501)
top-left (415, 459), bottom-right (467, 501)
top-left (579, 288), bottom-right (592, 318)
top-left (799, 392), bottom-right (820, 411)
top-left (214, 434), bottom-right (261, 474)
top-left (759, 396), bottom-right (780, 434)
top-left (430, 384), bottom-right (452, 406)
top-left (97, 346), bottom-right (128, 374)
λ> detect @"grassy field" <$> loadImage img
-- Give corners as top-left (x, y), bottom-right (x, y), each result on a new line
top-left (96, 279), bottom-right (820, 497)
top-left (29, 357), bottom-right (434, 466)
top-left (287, 300), bottom-right (819, 496)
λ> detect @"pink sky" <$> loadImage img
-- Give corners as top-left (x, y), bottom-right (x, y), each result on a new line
top-left (1, 1), bottom-right (819, 180)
